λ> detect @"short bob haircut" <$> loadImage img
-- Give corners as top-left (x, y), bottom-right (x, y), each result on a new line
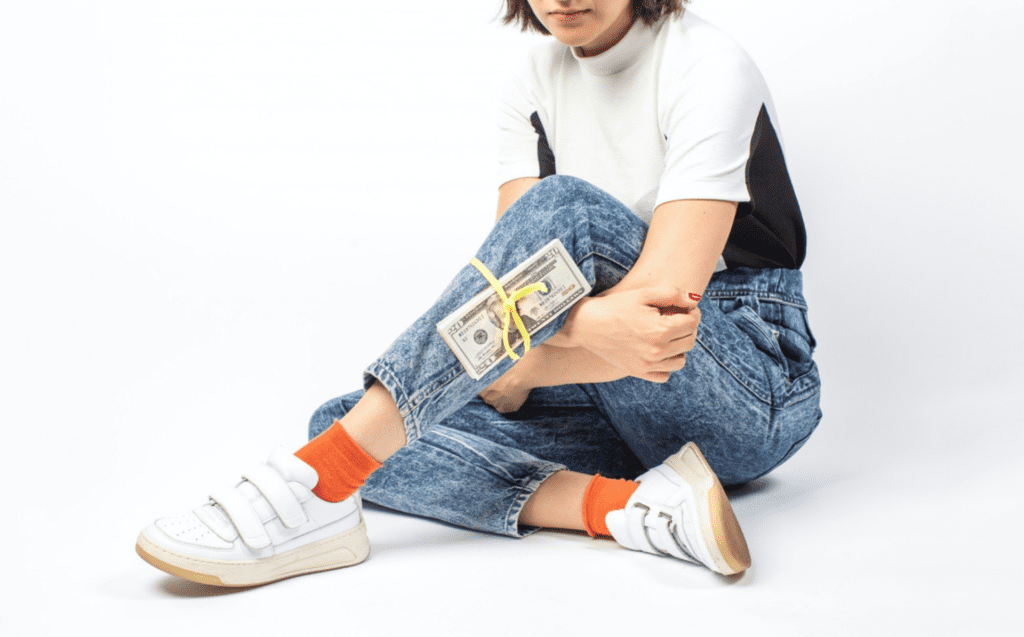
top-left (503, 1), bottom-right (688, 34)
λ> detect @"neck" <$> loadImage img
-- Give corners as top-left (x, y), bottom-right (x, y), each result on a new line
top-left (577, 11), bottom-right (636, 58)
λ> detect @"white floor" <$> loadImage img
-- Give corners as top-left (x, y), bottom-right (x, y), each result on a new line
top-left (2, 2), bottom-right (1023, 635)
top-left (9, 385), bottom-right (1024, 636)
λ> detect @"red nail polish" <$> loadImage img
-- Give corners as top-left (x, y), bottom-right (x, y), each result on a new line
top-left (688, 292), bottom-right (702, 301)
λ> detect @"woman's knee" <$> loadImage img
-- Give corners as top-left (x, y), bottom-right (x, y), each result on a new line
top-left (509, 175), bottom-right (633, 226)
top-left (616, 371), bottom-right (820, 487)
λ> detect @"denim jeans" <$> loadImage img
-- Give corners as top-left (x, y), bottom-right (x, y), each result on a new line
top-left (309, 176), bottom-right (822, 537)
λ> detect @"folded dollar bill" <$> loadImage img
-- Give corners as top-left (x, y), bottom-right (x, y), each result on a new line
top-left (437, 239), bottom-right (592, 380)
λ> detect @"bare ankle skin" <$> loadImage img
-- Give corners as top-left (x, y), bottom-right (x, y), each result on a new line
top-left (338, 381), bottom-right (407, 463)
top-left (519, 470), bottom-right (592, 531)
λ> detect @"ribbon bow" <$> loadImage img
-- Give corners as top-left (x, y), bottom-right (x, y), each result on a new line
top-left (470, 257), bottom-right (548, 361)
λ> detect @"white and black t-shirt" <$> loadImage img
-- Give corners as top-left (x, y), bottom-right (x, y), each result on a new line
top-left (498, 11), bottom-right (806, 270)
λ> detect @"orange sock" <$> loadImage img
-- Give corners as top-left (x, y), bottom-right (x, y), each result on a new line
top-left (294, 420), bottom-right (382, 503)
top-left (582, 475), bottom-right (639, 537)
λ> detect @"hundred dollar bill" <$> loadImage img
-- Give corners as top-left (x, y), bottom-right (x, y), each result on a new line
top-left (437, 239), bottom-right (591, 380)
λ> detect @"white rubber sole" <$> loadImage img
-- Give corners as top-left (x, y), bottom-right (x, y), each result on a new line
top-left (136, 520), bottom-right (371, 587)
top-left (664, 442), bottom-right (751, 575)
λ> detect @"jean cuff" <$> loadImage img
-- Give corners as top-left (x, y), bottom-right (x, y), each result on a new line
top-left (363, 361), bottom-right (421, 443)
top-left (504, 462), bottom-right (567, 538)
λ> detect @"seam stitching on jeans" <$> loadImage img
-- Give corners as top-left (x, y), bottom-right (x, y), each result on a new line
top-left (777, 382), bottom-right (821, 410)
top-left (405, 365), bottom-right (463, 411)
top-left (589, 251), bottom-right (633, 274)
top-left (736, 307), bottom-right (788, 372)
top-left (403, 367), bottom-right (466, 434)
top-left (431, 430), bottom-right (518, 483)
top-left (505, 464), bottom-right (564, 536)
top-left (369, 361), bottom-right (421, 440)
top-left (704, 291), bottom-right (807, 309)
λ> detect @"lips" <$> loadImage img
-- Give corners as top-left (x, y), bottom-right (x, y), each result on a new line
top-left (551, 9), bottom-right (590, 23)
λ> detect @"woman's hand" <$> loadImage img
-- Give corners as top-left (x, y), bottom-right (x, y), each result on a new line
top-left (559, 286), bottom-right (701, 383)
top-left (480, 362), bottom-right (534, 413)
top-left (480, 286), bottom-right (701, 410)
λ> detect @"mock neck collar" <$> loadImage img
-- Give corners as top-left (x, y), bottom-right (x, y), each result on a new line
top-left (571, 17), bottom-right (658, 76)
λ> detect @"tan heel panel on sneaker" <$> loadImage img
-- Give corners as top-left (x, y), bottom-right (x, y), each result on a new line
top-left (666, 442), bottom-right (751, 575)
top-left (707, 479), bottom-right (751, 574)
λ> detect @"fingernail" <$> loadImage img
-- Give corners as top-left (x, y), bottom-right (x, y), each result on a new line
top-left (688, 292), bottom-right (702, 301)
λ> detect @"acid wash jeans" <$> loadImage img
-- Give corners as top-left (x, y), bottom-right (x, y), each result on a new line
top-left (309, 175), bottom-right (822, 537)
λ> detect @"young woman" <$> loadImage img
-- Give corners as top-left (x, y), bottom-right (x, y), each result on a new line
top-left (136, 0), bottom-right (821, 586)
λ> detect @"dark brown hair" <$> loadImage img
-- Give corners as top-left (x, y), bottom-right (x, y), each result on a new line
top-left (502, 1), bottom-right (688, 34)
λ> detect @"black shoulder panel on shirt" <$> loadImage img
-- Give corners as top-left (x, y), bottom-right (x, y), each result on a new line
top-left (724, 104), bottom-right (807, 270)
top-left (531, 111), bottom-right (557, 178)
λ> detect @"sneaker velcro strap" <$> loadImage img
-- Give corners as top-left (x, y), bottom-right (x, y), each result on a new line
top-left (649, 509), bottom-right (700, 564)
top-left (210, 487), bottom-right (272, 550)
top-left (242, 464), bottom-right (309, 529)
top-left (625, 503), bottom-right (662, 555)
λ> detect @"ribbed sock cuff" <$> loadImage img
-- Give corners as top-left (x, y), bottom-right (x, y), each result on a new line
top-left (582, 475), bottom-right (640, 537)
top-left (295, 420), bottom-right (383, 502)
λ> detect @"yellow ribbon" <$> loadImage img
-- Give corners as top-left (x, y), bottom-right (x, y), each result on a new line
top-left (470, 257), bottom-right (549, 361)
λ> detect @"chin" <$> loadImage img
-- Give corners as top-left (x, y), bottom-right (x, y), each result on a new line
top-left (549, 30), bottom-right (598, 49)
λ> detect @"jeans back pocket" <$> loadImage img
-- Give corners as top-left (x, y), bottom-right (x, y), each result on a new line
top-left (725, 296), bottom-right (817, 386)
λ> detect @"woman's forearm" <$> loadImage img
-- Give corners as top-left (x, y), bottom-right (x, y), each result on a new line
top-left (479, 343), bottom-right (627, 413)
top-left (519, 343), bottom-right (628, 387)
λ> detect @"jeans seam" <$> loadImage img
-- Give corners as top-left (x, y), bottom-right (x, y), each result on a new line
top-left (404, 365), bottom-right (464, 414)
top-left (366, 360), bottom-right (421, 442)
top-left (410, 434), bottom-right (564, 538)
top-left (736, 306), bottom-right (788, 376)
top-left (776, 381), bottom-right (821, 410)
top-left (583, 195), bottom-right (646, 276)
top-left (430, 430), bottom-right (518, 483)
top-left (587, 250), bottom-right (633, 274)
top-left (704, 291), bottom-right (808, 309)
top-left (505, 464), bottom-right (566, 537)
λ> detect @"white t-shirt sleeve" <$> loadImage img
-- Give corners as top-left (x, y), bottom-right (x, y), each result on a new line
top-left (496, 55), bottom-right (545, 188)
top-left (655, 38), bottom-right (769, 209)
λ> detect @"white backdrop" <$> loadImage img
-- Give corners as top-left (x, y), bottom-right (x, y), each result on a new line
top-left (2, 1), bottom-right (1022, 635)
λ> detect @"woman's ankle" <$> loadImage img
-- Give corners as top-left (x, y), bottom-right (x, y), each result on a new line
top-left (339, 381), bottom-right (407, 463)
top-left (519, 470), bottom-right (592, 531)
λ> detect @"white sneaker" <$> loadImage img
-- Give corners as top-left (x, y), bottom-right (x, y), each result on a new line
top-left (606, 442), bottom-right (751, 575)
top-left (136, 447), bottom-right (370, 587)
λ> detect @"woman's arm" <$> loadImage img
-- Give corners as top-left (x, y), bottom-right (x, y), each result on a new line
top-left (480, 197), bottom-right (735, 412)
top-left (498, 183), bottom-right (734, 297)
top-left (551, 199), bottom-right (736, 377)
top-left (610, 198), bottom-right (737, 297)
top-left (479, 344), bottom-right (626, 413)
